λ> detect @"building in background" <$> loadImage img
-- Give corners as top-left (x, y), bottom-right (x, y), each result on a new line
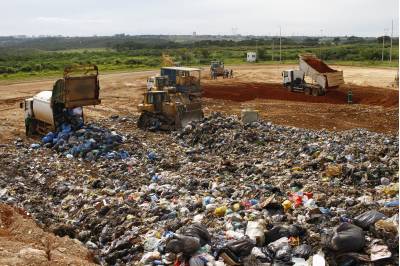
top-left (247, 52), bottom-right (257, 62)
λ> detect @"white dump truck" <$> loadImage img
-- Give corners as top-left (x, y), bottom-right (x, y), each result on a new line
top-left (282, 54), bottom-right (344, 96)
top-left (21, 65), bottom-right (101, 136)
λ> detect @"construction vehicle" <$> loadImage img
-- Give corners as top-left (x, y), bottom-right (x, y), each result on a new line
top-left (138, 67), bottom-right (203, 130)
top-left (282, 54), bottom-right (344, 96)
top-left (21, 65), bottom-right (101, 136)
top-left (210, 60), bottom-right (225, 78)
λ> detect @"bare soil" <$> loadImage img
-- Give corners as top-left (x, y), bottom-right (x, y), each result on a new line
top-left (0, 204), bottom-right (96, 265)
top-left (0, 64), bottom-right (398, 143)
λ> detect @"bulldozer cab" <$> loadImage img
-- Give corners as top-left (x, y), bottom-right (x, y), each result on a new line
top-left (147, 76), bottom-right (169, 91)
top-left (52, 64), bottom-right (101, 109)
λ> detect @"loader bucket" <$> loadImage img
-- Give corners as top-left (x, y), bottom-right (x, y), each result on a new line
top-left (177, 108), bottom-right (204, 128)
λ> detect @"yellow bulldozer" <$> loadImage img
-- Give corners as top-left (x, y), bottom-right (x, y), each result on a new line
top-left (137, 67), bottom-right (203, 130)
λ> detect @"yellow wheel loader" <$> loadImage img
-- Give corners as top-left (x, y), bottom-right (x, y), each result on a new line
top-left (137, 67), bottom-right (203, 130)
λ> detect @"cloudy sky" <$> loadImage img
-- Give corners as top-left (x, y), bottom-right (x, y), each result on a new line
top-left (1, 0), bottom-right (398, 37)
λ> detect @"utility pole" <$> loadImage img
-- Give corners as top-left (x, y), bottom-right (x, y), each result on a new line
top-left (279, 26), bottom-right (282, 63)
top-left (272, 39), bottom-right (274, 61)
top-left (320, 29), bottom-right (323, 59)
top-left (390, 20), bottom-right (393, 62)
top-left (382, 28), bottom-right (387, 62)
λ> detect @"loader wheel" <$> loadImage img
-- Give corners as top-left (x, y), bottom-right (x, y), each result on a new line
top-left (304, 87), bottom-right (311, 95)
top-left (312, 88), bottom-right (319, 96)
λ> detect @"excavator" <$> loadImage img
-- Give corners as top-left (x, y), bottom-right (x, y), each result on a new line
top-left (137, 67), bottom-right (203, 130)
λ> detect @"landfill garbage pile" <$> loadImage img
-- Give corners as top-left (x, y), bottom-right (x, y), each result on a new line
top-left (39, 119), bottom-right (129, 160)
top-left (0, 113), bottom-right (398, 265)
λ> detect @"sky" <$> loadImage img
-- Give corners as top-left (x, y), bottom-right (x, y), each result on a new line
top-left (0, 0), bottom-right (398, 37)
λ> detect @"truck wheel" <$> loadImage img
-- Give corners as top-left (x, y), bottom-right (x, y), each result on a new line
top-left (304, 87), bottom-right (311, 95)
top-left (312, 88), bottom-right (319, 96)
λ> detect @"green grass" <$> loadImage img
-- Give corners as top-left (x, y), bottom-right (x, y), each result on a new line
top-left (0, 42), bottom-right (398, 82)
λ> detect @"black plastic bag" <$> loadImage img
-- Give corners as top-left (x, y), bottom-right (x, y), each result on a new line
top-left (265, 225), bottom-right (305, 244)
top-left (292, 244), bottom-right (312, 259)
top-left (226, 237), bottom-right (256, 257)
top-left (181, 223), bottom-right (211, 246)
top-left (331, 223), bottom-right (365, 252)
top-left (165, 235), bottom-right (201, 256)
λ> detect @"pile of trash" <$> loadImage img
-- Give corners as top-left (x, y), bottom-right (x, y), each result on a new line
top-left (0, 113), bottom-right (398, 265)
top-left (38, 121), bottom-right (129, 160)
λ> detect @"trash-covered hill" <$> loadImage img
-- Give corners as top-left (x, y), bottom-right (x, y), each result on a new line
top-left (0, 113), bottom-right (398, 265)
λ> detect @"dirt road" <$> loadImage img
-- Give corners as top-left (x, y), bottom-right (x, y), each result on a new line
top-left (0, 64), bottom-right (397, 142)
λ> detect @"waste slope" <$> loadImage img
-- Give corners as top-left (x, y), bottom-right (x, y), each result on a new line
top-left (203, 82), bottom-right (399, 107)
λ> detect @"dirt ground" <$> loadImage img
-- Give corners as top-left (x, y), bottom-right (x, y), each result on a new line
top-left (0, 204), bottom-right (96, 265)
top-left (0, 64), bottom-right (398, 142)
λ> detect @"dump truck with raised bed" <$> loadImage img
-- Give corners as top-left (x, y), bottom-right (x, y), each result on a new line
top-left (282, 54), bottom-right (344, 96)
top-left (138, 67), bottom-right (203, 130)
top-left (21, 65), bottom-right (101, 136)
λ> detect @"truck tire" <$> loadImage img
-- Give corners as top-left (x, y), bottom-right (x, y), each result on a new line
top-left (304, 87), bottom-right (311, 95)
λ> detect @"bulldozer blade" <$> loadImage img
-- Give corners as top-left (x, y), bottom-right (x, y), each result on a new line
top-left (138, 111), bottom-right (174, 131)
top-left (178, 109), bottom-right (204, 128)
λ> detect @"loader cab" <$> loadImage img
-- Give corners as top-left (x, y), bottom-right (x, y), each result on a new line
top-left (144, 91), bottom-right (169, 113)
top-left (160, 67), bottom-right (201, 95)
top-left (147, 76), bottom-right (169, 91)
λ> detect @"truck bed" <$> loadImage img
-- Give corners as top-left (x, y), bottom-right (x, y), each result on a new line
top-left (299, 54), bottom-right (344, 88)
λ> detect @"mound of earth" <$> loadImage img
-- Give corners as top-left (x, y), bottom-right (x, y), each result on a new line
top-left (0, 204), bottom-right (97, 265)
top-left (203, 82), bottom-right (399, 107)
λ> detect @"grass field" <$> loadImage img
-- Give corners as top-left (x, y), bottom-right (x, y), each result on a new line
top-left (0, 38), bottom-right (398, 81)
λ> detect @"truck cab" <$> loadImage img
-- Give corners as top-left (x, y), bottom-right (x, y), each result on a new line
top-left (282, 70), bottom-right (305, 89)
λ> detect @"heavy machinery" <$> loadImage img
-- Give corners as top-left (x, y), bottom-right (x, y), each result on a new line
top-left (210, 60), bottom-right (225, 78)
top-left (282, 54), bottom-right (344, 96)
top-left (137, 67), bottom-right (203, 130)
top-left (21, 65), bottom-right (101, 136)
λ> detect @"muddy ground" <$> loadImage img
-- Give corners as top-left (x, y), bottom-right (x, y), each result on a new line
top-left (0, 64), bottom-right (398, 142)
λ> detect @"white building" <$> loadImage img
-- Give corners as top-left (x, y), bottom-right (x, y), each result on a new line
top-left (247, 52), bottom-right (257, 62)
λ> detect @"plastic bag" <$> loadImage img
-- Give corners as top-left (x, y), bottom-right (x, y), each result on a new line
top-left (354, 210), bottom-right (386, 229)
top-left (181, 223), bottom-right (211, 246)
top-left (226, 237), bottom-right (256, 257)
top-left (292, 244), bottom-right (312, 259)
top-left (245, 220), bottom-right (266, 246)
top-left (265, 225), bottom-right (305, 244)
top-left (331, 223), bottom-right (365, 252)
top-left (166, 235), bottom-right (201, 256)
